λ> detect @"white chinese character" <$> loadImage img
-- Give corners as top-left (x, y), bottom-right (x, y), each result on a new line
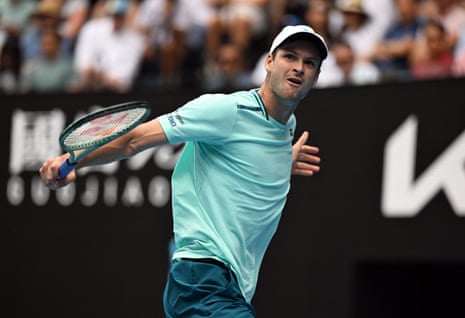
top-left (10, 109), bottom-right (65, 174)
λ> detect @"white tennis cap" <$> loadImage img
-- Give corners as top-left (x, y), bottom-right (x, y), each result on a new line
top-left (269, 25), bottom-right (328, 60)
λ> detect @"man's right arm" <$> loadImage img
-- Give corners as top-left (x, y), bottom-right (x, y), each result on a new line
top-left (39, 118), bottom-right (169, 190)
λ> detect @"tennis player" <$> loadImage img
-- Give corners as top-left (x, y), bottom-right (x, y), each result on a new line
top-left (40, 24), bottom-right (328, 317)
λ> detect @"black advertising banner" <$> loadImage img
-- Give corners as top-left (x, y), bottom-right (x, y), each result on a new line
top-left (2, 79), bottom-right (465, 318)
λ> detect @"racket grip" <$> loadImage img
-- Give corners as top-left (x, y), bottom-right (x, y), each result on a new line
top-left (58, 159), bottom-right (77, 179)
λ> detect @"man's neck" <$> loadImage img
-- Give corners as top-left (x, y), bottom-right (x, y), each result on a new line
top-left (258, 86), bottom-right (297, 125)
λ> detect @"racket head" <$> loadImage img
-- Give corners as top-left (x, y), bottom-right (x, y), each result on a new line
top-left (59, 101), bottom-right (151, 156)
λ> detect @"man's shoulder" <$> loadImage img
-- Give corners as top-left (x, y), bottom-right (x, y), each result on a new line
top-left (193, 90), bottom-right (250, 105)
top-left (229, 89), bottom-right (261, 107)
top-left (184, 89), bottom-right (260, 114)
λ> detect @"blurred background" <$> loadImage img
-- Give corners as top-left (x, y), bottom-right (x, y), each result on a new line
top-left (2, 0), bottom-right (465, 317)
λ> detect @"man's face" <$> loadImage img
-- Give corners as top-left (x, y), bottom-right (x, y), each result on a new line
top-left (41, 31), bottom-right (60, 58)
top-left (425, 23), bottom-right (446, 56)
top-left (333, 43), bottom-right (354, 75)
top-left (265, 39), bottom-right (321, 103)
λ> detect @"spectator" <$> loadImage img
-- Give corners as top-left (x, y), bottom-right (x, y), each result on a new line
top-left (135, 0), bottom-right (213, 88)
top-left (172, 0), bottom-right (217, 86)
top-left (89, 0), bottom-right (112, 19)
top-left (329, 0), bottom-right (396, 42)
top-left (333, 0), bottom-right (383, 60)
top-left (268, 0), bottom-right (309, 28)
top-left (90, 0), bottom-right (139, 27)
top-left (0, 35), bottom-right (22, 93)
top-left (57, 0), bottom-right (91, 52)
top-left (135, 0), bottom-right (179, 88)
top-left (206, 0), bottom-right (270, 61)
top-left (72, 0), bottom-right (145, 93)
top-left (20, 28), bottom-right (78, 93)
top-left (362, 0), bottom-right (397, 42)
top-left (304, 0), bottom-right (337, 46)
top-left (418, 0), bottom-right (465, 51)
top-left (333, 0), bottom-right (370, 51)
top-left (409, 19), bottom-right (455, 80)
top-left (366, 0), bottom-right (424, 82)
top-left (202, 42), bottom-right (253, 92)
top-left (317, 40), bottom-right (381, 87)
top-left (19, 0), bottom-right (72, 63)
top-left (0, 0), bottom-right (37, 40)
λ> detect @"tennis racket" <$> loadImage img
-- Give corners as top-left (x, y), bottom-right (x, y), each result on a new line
top-left (58, 100), bottom-right (152, 179)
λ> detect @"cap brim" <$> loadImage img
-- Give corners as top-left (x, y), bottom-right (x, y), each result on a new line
top-left (278, 32), bottom-right (328, 60)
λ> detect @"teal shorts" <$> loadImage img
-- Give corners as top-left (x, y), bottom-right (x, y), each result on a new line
top-left (163, 258), bottom-right (256, 318)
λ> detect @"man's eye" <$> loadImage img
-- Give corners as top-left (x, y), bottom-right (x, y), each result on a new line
top-left (305, 60), bottom-right (317, 67)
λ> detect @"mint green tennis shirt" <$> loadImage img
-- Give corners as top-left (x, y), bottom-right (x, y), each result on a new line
top-left (158, 88), bottom-right (296, 302)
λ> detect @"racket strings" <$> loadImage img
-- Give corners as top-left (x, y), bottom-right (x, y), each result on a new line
top-left (62, 108), bottom-right (147, 148)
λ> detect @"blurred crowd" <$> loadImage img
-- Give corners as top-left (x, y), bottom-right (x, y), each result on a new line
top-left (1, 0), bottom-right (465, 94)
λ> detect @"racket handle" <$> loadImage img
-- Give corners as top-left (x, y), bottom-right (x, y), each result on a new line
top-left (58, 159), bottom-right (77, 179)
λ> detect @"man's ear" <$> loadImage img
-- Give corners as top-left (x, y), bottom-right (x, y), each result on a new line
top-left (313, 68), bottom-right (321, 85)
top-left (264, 53), bottom-right (273, 72)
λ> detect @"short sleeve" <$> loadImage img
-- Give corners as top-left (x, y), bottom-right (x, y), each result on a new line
top-left (158, 93), bottom-right (237, 145)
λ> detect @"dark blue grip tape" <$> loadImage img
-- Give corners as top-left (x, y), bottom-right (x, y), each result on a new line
top-left (58, 159), bottom-right (77, 179)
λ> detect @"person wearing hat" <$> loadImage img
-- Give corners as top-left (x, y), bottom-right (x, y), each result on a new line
top-left (31, 0), bottom-right (63, 19)
top-left (20, 0), bottom-right (71, 63)
top-left (39, 24), bottom-right (327, 317)
top-left (335, 0), bottom-right (385, 61)
top-left (72, 0), bottom-right (145, 92)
